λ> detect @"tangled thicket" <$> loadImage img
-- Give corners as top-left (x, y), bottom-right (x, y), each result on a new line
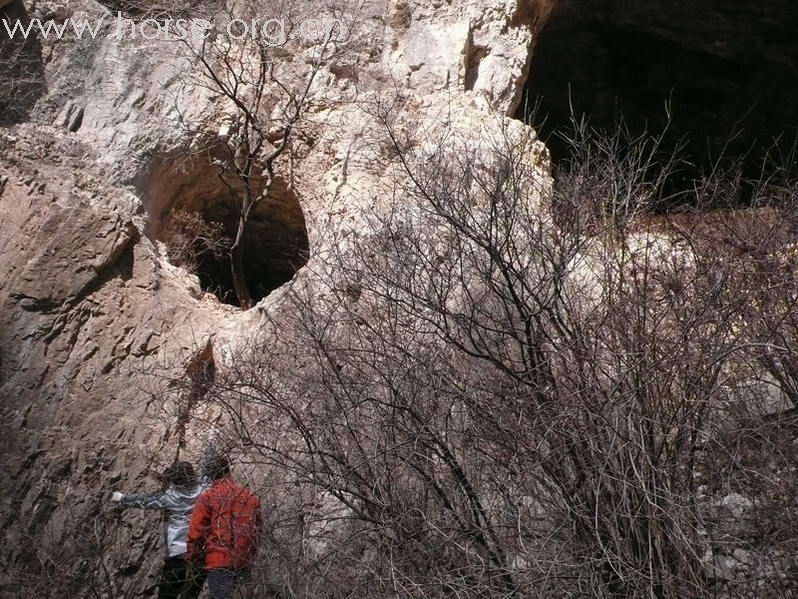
top-left (174, 120), bottom-right (798, 598)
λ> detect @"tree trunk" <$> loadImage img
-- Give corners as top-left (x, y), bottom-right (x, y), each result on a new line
top-left (230, 210), bottom-right (253, 308)
top-left (231, 243), bottom-right (252, 308)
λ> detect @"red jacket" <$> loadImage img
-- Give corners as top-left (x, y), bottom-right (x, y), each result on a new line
top-left (186, 477), bottom-right (262, 569)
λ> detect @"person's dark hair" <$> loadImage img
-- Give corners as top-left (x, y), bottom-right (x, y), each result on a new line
top-left (160, 461), bottom-right (196, 487)
top-left (204, 454), bottom-right (231, 481)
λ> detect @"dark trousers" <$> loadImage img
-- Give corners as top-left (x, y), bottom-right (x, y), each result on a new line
top-left (206, 568), bottom-right (238, 599)
top-left (158, 557), bottom-right (206, 599)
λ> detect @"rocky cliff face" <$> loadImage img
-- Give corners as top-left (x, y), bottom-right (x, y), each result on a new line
top-left (0, 0), bottom-right (552, 594)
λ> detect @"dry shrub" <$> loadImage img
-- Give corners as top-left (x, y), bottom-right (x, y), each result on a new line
top-left (160, 209), bottom-right (230, 275)
top-left (178, 120), bottom-right (798, 598)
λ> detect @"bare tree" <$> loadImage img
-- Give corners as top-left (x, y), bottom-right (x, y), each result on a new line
top-left (181, 1), bottom-right (350, 307)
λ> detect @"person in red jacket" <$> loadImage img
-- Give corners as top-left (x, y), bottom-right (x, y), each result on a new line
top-left (186, 455), bottom-right (262, 599)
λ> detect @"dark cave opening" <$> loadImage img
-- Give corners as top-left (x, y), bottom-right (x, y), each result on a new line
top-left (518, 0), bottom-right (798, 208)
top-left (138, 156), bottom-right (309, 307)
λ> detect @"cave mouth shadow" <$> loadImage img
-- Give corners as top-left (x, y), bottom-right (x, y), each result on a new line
top-left (0, 0), bottom-right (46, 125)
top-left (519, 0), bottom-right (798, 210)
top-left (136, 153), bottom-right (310, 308)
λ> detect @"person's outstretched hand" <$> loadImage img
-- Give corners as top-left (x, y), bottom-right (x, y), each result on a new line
top-left (111, 492), bottom-right (124, 503)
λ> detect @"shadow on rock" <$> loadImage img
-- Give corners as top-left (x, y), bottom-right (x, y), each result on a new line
top-left (0, 0), bottom-right (46, 125)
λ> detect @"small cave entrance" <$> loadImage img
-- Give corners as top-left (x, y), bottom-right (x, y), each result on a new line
top-left (518, 0), bottom-right (798, 208)
top-left (137, 154), bottom-right (309, 307)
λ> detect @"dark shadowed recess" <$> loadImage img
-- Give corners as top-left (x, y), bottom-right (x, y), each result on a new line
top-left (0, 0), bottom-right (46, 125)
top-left (518, 0), bottom-right (798, 208)
top-left (190, 179), bottom-right (310, 307)
top-left (137, 154), bottom-right (309, 307)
